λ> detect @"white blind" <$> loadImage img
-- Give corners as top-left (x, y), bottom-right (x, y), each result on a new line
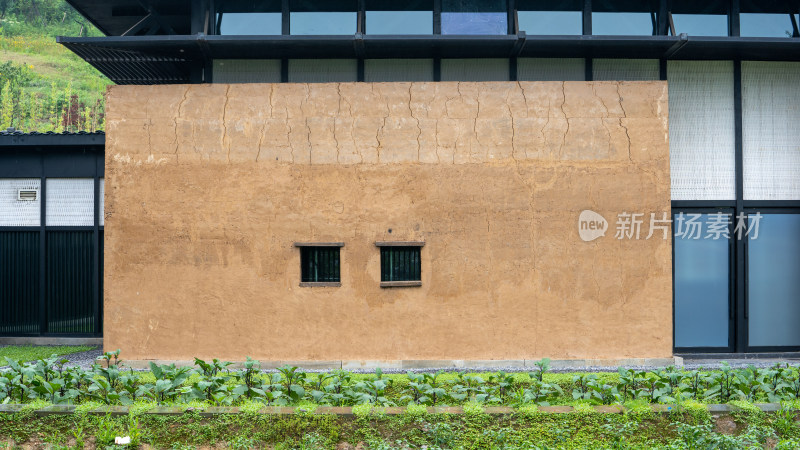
top-left (288, 59), bottom-right (358, 83)
top-left (99, 178), bottom-right (105, 227)
top-left (46, 178), bottom-right (94, 226)
top-left (742, 61), bottom-right (800, 200)
top-left (364, 59), bottom-right (434, 82)
top-left (440, 58), bottom-right (510, 81)
top-left (668, 60), bottom-right (736, 200)
top-left (0, 179), bottom-right (40, 226)
top-left (593, 59), bottom-right (659, 81)
top-left (213, 59), bottom-right (282, 83)
top-left (517, 58), bottom-right (585, 81)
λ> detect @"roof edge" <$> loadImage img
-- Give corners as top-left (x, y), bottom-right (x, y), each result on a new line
top-left (0, 131), bottom-right (106, 148)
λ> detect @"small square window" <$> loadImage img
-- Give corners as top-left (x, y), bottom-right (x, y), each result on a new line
top-left (296, 243), bottom-right (342, 286)
top-left (377, 242), bottom-right (423, 287)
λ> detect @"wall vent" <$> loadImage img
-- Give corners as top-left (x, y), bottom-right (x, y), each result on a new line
top-left (17, 189), bottom-right (38, 201)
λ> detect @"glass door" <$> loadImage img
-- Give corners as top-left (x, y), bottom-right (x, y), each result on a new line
top-left (745, 210), bottom-right (800, 351)
top-left (673, 209), bottom-right (734, 352)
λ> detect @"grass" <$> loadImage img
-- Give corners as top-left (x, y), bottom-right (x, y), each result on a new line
top-left (0, 34), bottom-right (109, 132)
top-left (0, 34), bottom-right (109, 98)
top-left (0, 402), bottom-right (794, 449)
top-left (0, 345), bottom-right (95, 362)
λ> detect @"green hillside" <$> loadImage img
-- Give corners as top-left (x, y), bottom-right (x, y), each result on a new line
top-left (0, 0), bottom-right (109, 133)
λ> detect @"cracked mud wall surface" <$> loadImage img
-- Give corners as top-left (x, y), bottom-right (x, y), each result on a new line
top-left (105, 81), bottom-right (672, 361)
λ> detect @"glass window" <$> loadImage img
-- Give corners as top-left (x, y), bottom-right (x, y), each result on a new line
top-left (0, 179), bottom-right (40, 227)
top-left (741, 14), bottom-right (799, 37)
top-left (592, 12), bottom-right (654, 35)
top-left (300, 246), bottom-right (341, 283)
top-left (288, 59), bottom-right (358, 83)
top-left (671, 14), bottom-right (728, 36)
top-left (668, 60), bottom-right (736, 201)
top-left (289, 0), bottom-right (356, 34)
top-left (290, 12), bottom-right (356, 34)
top-left (441, 58), bottom-right (510, 81)
top-left (742, 62), bottom-right (800, 201)
top-left (517, 58), bottom-right (584, 81)
top-left (99, 178), bottom-right (104, 227)
top-left (46, 179), bottom-right (94, 227)
top-left (518, 11), bottom-right (582, 35)
top-left (673, 212), bottom-right (731, 348)
top-left (740, 0), bottom-right (800, 37)
top-left (366, 11), bottom-right (433, 34)
top-left (217, 13), bottom-right (282, 35)
top-left (213, 60), bottom-right (282, 83)
top-left (216, 0), bottom-right (282, 35)
top-left (747, 213), bottom-right (800, 347)
top-left (442, 0), bottom-right (508, 35)
top-left (364, 59), bottom-right (435, 82)
top-left (669, 0), bottom-right (728, 35)
top-left (592, 59), bottom-right (659, 81)
top-left (380, 246), bottom-right (421, 282)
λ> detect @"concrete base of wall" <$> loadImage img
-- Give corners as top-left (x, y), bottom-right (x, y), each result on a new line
top-left (117, 357), bottom-right (683, 370)
top-left (0, 337), bottom-right (102, 346)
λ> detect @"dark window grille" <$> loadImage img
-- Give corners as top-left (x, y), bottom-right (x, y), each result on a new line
top-left (380, 246), bottom-right (421, 282)
top-left (300, 246), bottom-right (341, 283)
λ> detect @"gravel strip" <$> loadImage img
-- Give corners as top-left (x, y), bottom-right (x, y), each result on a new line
top-left (62, 348), bottom-right (104, 369)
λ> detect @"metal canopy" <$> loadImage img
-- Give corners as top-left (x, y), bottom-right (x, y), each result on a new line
top-left (57, 33), bottom-right (800, 85)
top-left (60, 40), bottom-right (193, 84)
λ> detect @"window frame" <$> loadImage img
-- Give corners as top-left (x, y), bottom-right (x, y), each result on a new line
top-left (375, 241), bottom-right (424, 287)
top-left (742, 208), bottom-right (800, 352)
top-left (294, 242), bottom-right (344, 287)
top-left (671, 207), bottom-right (736, 353)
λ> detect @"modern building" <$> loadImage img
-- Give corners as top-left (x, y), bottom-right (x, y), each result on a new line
top-left (1, 0), bottom-right (798, 365)
top-left (0, 130), bottom-right (105, 342)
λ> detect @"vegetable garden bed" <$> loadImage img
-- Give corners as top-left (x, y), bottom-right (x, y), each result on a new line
top-left (2, 351), bottom-right (800, 448)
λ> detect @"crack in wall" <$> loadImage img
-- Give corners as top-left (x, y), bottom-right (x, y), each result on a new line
top-left (222, 85), bottom-right (231, 163)
top-left (268, 84), bottom-right (275, 119)
top-left (256, 119), bottom-right (266, 162)
top-left (616, 83), bottom-right (633, 163)
top-left (559, 82), bottom-right (569, 159)
top-left (592, 83), bottom-right (614, 158)
top-left (287, 119), bottom-right (295, 163)
top-left (517, 81), bottom-right (530, 117)
top-left (145, 119), bottom-right (152, 155)
top-left (333, 118), bottom-right (341, 163)
top-left (138, 81), bottom-right (664, 167)
top-left (409, 83), bottom-right (421, 162)
top-left (175, 87), bottom-right (189, 163)
top-left (304, 117), bottom-right (312, 164)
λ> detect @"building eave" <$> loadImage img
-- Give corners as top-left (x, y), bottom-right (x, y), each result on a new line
top-left (0, 132), bottom-right (106, 149)
top-left (57, 34), bottom-right (800, 85)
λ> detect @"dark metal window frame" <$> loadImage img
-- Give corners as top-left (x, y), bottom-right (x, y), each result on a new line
top-left (0, 143), bottom-right (104, 337)
top-left (671, 57), bottom-right (800, 353)
top-left (671, 206), bottom-right (736, 354)
top-left (376, 242), bottom-right (424, 287)
top-left (203, 0), bottom-right (779, 83)
top-left (198, 0), bottom-right (800, 40)
top-left (741, 207), bottom-right (800, 353)
top-left (295, 242), bottom-right (344, 287)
